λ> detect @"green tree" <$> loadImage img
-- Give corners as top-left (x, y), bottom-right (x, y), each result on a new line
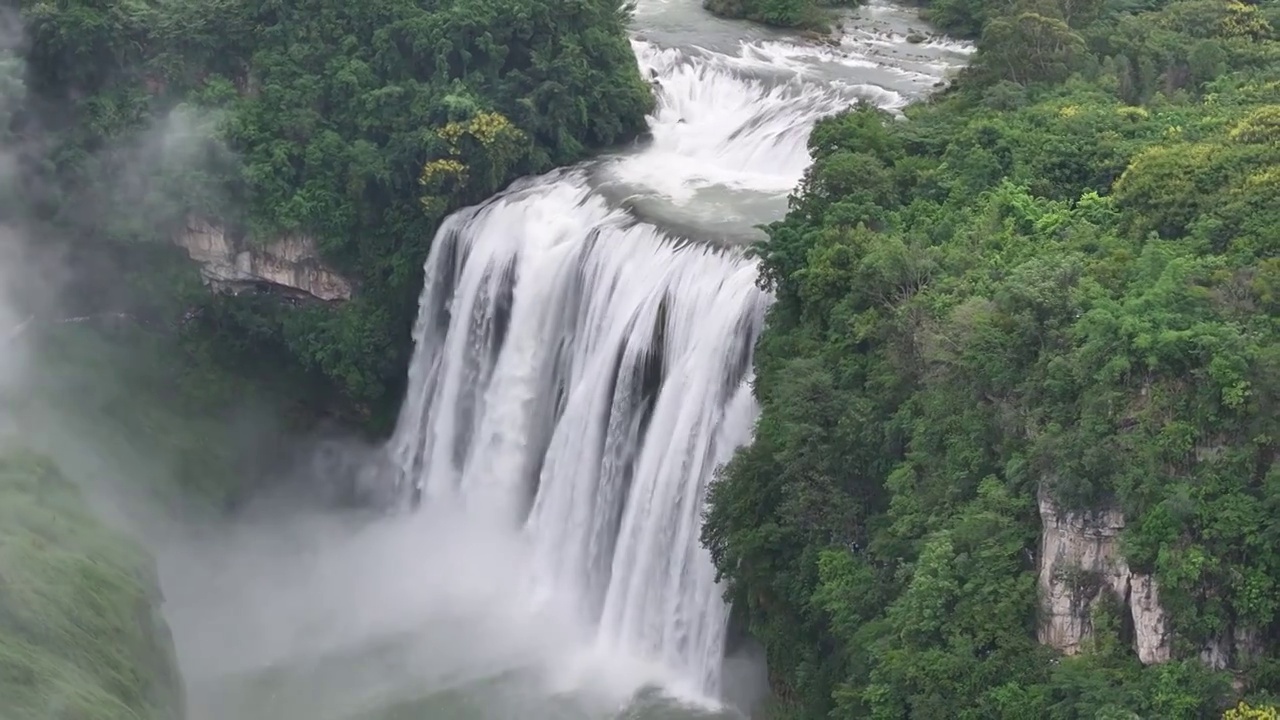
top-left (705, 0), bottom-right (1280, 715)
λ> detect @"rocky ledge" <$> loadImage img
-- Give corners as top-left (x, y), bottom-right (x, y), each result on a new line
top-left (174, 219), bottom-right (353, 302)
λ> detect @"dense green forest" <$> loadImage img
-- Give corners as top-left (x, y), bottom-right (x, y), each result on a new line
top-left (704, 0), bottom-right (1280, 717)
top-left (2, 0), bottom-right (652, 428)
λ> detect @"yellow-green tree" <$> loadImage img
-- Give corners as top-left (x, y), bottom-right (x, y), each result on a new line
top-left (1224, 702), bottom-right (1280, 720)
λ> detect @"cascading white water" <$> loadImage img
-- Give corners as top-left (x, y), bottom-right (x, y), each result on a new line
top-left (390, 175), bottom-right (770, 694)
top-left (387, 3), bottom-right (971, 703)
top-left (619, 41), bottom-right (864, 198)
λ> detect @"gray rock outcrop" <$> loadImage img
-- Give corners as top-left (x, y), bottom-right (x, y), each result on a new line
top-left (174, 219), bottom-right (353, 302)
top-left (1036, 489), bottom-right (1172, 664)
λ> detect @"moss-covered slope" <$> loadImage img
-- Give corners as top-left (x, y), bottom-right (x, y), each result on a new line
top-left (0, 448), bottom-right (184, 720)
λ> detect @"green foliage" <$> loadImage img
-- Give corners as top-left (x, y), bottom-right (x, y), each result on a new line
top-left (705, 0), bottom-right (1280, 715)
top-left (9, 0), bottom-right (653, 421)
top-left (0, 447), bottom-right (184, 719)
top-left (702, 0), bottom-right (861, 32)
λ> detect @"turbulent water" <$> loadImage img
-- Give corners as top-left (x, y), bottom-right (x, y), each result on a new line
top-left (171, 4), bottom-right (971, 720)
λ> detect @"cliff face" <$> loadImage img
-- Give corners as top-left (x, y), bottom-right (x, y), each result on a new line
top-left (1037, 490), bottom-right (1266, 672)
top-left (1036, 489), bottom-right (1172, 664)
top-left (1200, 621), bottom-right (1264, 672)
top-left (174, 219), bottom-right (353, 302)
top-left (0, 448), bottom-right (186, 719)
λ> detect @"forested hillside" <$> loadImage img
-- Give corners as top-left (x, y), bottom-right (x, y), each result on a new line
top-left (704, 0), bottom-right (1280, 717)
top-left (3, 0), bottom-right (652, 427)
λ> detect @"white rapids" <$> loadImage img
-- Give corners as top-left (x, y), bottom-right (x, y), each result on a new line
top-left (386, 0), bottom-right (971, 703)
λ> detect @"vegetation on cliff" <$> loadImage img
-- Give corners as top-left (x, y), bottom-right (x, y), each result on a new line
top-left (704, 0), bottom-right (1280, 716)
top-left (0, 447), bottom-right (185, 719)
top-left (6, 0), bottom-right (653, 427)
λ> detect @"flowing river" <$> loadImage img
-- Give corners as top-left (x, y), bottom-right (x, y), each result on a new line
top-left (166, 3), bottom-right (971, 718)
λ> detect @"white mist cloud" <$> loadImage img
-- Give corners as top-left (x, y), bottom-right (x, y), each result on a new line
top-left (0, 26), bottom-right (26, 396)
top-left (0, 236), bottom-right (26, 400)
top-left (163, 499), bottom-right (605, 720)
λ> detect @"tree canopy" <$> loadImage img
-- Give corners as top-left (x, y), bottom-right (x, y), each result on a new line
top-left (4, 0), bottom-right (652, 427)
top-left (703, 0), bottom-right (1280, 716)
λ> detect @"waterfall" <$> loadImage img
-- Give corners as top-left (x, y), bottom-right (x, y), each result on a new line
top-left (389, 174), bottom-right (768, 693)
top-left (387, 12), bottom-right (970, 701)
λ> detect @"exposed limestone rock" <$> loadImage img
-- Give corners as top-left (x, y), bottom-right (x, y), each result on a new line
top-left (1128, 574), bottom-right (1170, 664)
top-left (1201, 636), bottom-right (1230, 670)
top-left (1036, 489), bottom-right (1171, 664)
top-left (1201, 625), bottom-right (1264, 671)
top-left (174, 219), bottom-right (353, 302)
top-left (1234, 626), bottom-right (1262, 665)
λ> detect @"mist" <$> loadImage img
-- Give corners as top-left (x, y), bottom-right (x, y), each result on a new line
top-left (0, 223), bottom-right (729, 720)
top-left (163, 499), bottom-right (648, 719)
top-left (0, 237), bottom-right (26, 412)
top-left (0, 241), bottom-right (688, 719)
top-left (0, 2), bottom-right (780, 717)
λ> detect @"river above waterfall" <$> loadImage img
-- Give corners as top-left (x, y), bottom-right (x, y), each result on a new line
top-left (600, 0), bottom-right (972, 242)
top-left (169, 3), bottom-right (971, 719)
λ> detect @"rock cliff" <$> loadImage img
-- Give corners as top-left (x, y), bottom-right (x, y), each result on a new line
top-left (1036, 489), bottom-right (1172, 664)
top-left (1200, 623), bottom-right (1264, 672)
top-left (1037, 489), bottom-right (1267, 672)
top-left (174, 219), bottom-right (353, 302)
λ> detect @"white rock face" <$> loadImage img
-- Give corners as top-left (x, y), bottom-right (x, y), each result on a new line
top-left (1036, 490), bottom-right (1171, 664)
top-left (174, 219), bottom-right (353, 301)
